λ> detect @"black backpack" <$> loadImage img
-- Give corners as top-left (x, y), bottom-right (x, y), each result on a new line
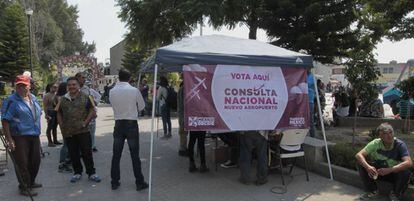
top-left (165, 86), bottom-right (177, 110)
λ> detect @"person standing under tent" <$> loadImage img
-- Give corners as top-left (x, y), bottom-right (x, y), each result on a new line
top-left (188, 131), bottom-right (209, 173)
top-left (218, 132), bottom-right (239, 168)
top-left (177, 81), bottom-right (188, 156)
top-left (1, 75), bottom-right (42, 197)
top-left (239, 131), bottom-right (268, 185)
top-left (56, 77), bottom-right (101, 183)
top-left (157, 76), bottom-right (172, 139)
top-left (75, 72), bottom-right (101, 152)
top-left (139, 79), bottom-right (149, 116)
top-left (307, 70), bottom-right (316, 137)
top-left (109, 69), bottom-right (148, 191)
top-left (43, 82), bottom-right (61, 147)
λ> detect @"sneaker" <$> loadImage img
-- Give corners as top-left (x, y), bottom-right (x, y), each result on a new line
top-left (359, 190), bottom-right (380, 200)
top-left (239, 178), bottom-right (251, 185)
top-left (54, 141), bottom-right (63, 145)
top-left (388, 191), bottom-right (401, 201)
top-left (58, 164), bottom-right (73, 173)
top-left (0, 172), bottom-right (4, 176)
top-left (48, 143), bottom-right (56, 147)
top-left (19, 188), bottom-right (37, 197)
top-left (255, 179), bottom-right (268, 186)
top-left (178, 150), bottom-right (189, 157)
top-left (30, 182), bottom-right (42, 188)
top-left (199, 165), bottom-right (209, 173)
top-left (92, 147), bottom-right (98, 152)
top-left (89, 174), bottom-right (101, 183)
top-left (160, 135), bottom-right (169, 140)
top-left (220, 160), bottom-right (237, 169)
top-left (189, 163), bottom-right (198, 173)
top-left (111, 182), bottom-right (120, 190)
top-left (70, 174), bottom-right (82, 183)
top-left (136, 182), bottom-right (149, 191)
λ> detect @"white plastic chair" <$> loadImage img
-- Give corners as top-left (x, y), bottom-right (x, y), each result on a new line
top-left (271, 129), bottom-right (310, 185)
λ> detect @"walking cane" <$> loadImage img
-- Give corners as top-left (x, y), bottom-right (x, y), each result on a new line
top-left (0, 135), bottom-right (35, 201)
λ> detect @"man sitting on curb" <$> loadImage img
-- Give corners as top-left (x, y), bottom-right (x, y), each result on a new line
top-left (355, 123), bottom-right (413, 201)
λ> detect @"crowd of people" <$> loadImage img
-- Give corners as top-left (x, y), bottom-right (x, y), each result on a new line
top-left (0, 69), bottom-right (149, 197)
top-left (0, 70), bottom-right (413, 201)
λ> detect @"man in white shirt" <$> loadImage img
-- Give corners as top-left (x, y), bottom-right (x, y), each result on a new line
top-left (109, 69), bottom-right (148, 191)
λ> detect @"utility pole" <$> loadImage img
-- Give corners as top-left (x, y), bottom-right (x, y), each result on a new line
top-left (25, 8), bottom-right (33, 75)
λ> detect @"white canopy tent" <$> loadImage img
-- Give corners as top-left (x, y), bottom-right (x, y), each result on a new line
top-left (140, 35), bottom-right (332, 201)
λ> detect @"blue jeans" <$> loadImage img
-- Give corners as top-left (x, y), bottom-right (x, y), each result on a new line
top-left (239, 132), bottom-right (268, 182)
top-left (160, 104), bottom-right (171, 135)
top-left (59, 138), bottom-right (70, 163)
top-left (88, 120), bottom-right (96, 149)
top-left (111, 120), bottom-right (145, 186)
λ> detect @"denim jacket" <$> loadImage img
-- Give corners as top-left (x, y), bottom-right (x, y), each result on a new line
top-left (1, 93), bottom-right (42, 136)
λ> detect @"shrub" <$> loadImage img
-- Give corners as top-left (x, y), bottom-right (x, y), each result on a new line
top-left (369, 129), bottom-right (379, 141)
top-left (325, 142), bottom-right (365, 170)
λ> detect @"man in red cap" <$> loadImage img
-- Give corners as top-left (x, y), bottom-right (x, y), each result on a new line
top-left (1, 75), bottom-right (43, 197)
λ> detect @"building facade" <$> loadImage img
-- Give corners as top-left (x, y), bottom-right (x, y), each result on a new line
top-left (109, 39), bottom-right (125, 75)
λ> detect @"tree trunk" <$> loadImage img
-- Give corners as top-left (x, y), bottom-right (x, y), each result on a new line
top-left (248, 25), bottom-right (257, 40)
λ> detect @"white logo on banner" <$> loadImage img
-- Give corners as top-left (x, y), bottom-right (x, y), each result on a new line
top-left (186, 76), bottom-right (207, 102)
top-left (188, 117), bottom-right (215, 127)
top-left (211, 65), bottom-right (288, 130)
top-left (289, 117), bottom-right (305, 126)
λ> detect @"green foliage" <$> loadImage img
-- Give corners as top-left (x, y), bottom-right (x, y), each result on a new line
top-left (369, 128), bottom-right (379, 141)
top-left (344, 40), bottom-right (380, 102)
top-left (117, 0), bottom-right (201, 48)
top-left (327, 142), bottom-right (365, 170)
top-left (358, 0), bottom-right (414, 41)
top-left (0, 0), bottom-right (94, 85)
top-left (0, 2), bottom-right (29, 81)
top-left (122, 44), bottom-right (150, 78)
top-left (263, 0), bottom-right (359, 63)
top-left (395, 76), bottom-right (414, 100)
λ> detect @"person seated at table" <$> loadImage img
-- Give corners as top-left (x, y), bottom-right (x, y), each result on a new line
top-left (355, 123), bottom-right (413, 201)
top-left (239, 131), bottom-right (268, 185)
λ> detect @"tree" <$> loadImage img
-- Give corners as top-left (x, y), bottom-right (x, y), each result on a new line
top-left (356, 0), bottom-right (414, 42)
top-left (262, 0), bottom-right (359, 63)
top-left (206, 0), bottom-right (267, 39)
top-left (0, 3), bottom-right (29, 82)
top-left (121, 43), bottom-right (150, 78)
top-left (117, 0), bottom-right (201, 49)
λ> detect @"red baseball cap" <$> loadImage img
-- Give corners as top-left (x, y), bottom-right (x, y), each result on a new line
top-left (15, 75), bottom-right (31, 86)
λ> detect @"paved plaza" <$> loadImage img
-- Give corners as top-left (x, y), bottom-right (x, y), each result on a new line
top-left (0, 106), bottom-right (371, 201)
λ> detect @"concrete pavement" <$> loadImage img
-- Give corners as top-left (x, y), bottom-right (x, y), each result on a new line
top-left (0, 106), bottom-right (369, 201)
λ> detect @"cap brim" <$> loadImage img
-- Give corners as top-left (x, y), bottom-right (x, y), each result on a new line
top-left (16, 81), bottom-right (30, 86)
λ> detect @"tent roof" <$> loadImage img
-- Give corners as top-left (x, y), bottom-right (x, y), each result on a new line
top-left (141, 35), bottom-right (313, 72)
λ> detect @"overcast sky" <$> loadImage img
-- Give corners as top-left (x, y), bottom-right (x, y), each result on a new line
top-left (67, 0), bottom-right (414, 64)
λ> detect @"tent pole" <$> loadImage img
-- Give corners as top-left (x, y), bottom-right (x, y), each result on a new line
top-left (313, 74), bottom-right (334, 180)
top-left (148, 64), bottom-right (158, 201)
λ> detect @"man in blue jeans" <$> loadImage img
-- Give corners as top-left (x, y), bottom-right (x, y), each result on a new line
top-left (109, 69), bottom-right (148, 191)
top-left (239, 131), bottom-right (268, 185)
